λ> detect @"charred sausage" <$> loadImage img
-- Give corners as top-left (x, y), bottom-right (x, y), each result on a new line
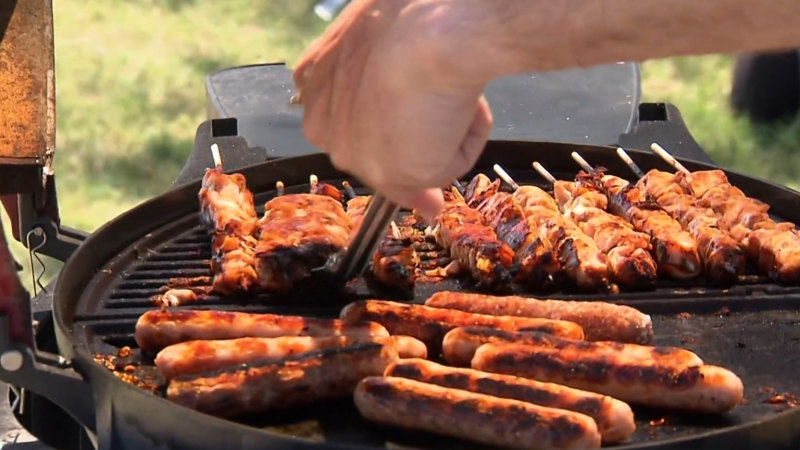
top-left (340, 300), bottom-right (584, 355)
top-left (354, 376), bottom-right (601, 450)
top-left (135, 309), bottom-right (389, 353)
top-left (472, 343), bottom-right (743, 413)
top-left (425, 291), bottom-right (652, 344)
top-left (167, 342), bottom-right (397, 417)
top-left (156, 335), bottom-right (426, 380)
top-left (384, 358), bottom-right (634, 443)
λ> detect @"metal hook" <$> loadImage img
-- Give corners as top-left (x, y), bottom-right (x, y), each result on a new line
top-left (25, 227), bottom-right (48, 296)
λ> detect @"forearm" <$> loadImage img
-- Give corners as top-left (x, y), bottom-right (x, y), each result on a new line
top-left (451, 0), bottom-right (800, 78)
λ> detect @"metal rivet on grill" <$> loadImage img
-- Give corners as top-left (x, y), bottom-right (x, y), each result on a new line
top-left (1, 350), bottom-right (24, 372)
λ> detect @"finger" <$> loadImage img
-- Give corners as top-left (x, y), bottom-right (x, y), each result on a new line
top-left (373, 186), bottom-right (445, 221)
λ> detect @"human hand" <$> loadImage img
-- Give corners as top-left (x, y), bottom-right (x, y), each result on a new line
top-left (293, 0), bottom-right (502, 218)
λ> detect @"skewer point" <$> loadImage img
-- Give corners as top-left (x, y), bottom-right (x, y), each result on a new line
top-left (532, 162), bottom-right (557, 184)
top-left (616, 147), bottom-right (645, 178)
top-left (650, 143), bottom-right (690, 174)
top-left (309, 174), bottom-right (319, 187)
top-left (390, 221), bottom-right (401, 239)
top-left (210, 144), bottom-right (222, 169)
top-left (492, 164), bottom-right (520, 190)
top-left (570, 152), bottom-right (594, 173)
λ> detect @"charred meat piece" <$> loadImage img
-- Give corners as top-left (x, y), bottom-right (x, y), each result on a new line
top-left (554, 179), bottom-right (657, 289)
top-left (587, 170), bottom-right (702, 280)
top-left (472, 342), bottom-right (743, 413)
top-left (513, 185), bottom-right (612, 291)
top-left (464, 174), bottom-right (559, 290)
top-left (636, 169), bottom-right (745, 284)
top-left (675, 170), bottom-right (800, 283)
top-left (354, 376), bottom-right (602, 450)
top-left (168, 343), bottom-right (398, 418)
top-left (156, 334), bottom-right (426, 380)
top-left (255, 193), bottom-right (352, 292)
top-left (425, 291), bottom-right (652, 344)
top-left (340, 300), bottom-right (584, 355)
top-left (198, 167), bottom-right (259, 294)
top-left (432, 187), bottom-right (514, 289)
top-left (385, 358), bottom-right (635, 444)
top-left (134, 309), bottom-right (389, 353)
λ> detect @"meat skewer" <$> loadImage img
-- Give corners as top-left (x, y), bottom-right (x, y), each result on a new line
top-left (309, 174), bottom-right (344, 203)
top-left (462, 173), bottom-right (560, 290)
top-left (492, 165), bottom-right (613, 292)
top-left (570, 152), bottom-right (702, 280)
top-left (198, 144), bottom-right (259, 295)
top-left (650, 143), bottom-right (800, 283)
top-left (532, 162), bottom-right (657, 289)
top-left (431, 186), bottom-right (514, 289)
top-left (616, 147), bottom-right (746, 284)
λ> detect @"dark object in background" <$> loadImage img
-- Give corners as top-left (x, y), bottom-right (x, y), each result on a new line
top-left (731, 50), bottom-right (800, 123)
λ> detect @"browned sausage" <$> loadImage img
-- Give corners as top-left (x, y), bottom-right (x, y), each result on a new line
top-left (156, 334), bottom-right (426, 380)
top-left (472, 343), bottom-right (743, 413)
top-left (340, 300), bottom-right (584, 354)
top-left (441, 326), bottom-right (702, 367)
top-left (384, 358), bottom-right (634, 444)
top-left (167, 342), bottom-right (398, 417)
top-left (425, 291), bottom-right (652, 344)
top-left (354, 376), bottom-right (601, 450)
top-left (135, 309), bottom-right (389, 353)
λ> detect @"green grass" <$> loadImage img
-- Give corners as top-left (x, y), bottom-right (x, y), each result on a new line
top-left (4, 0), bottom-right (800, 294)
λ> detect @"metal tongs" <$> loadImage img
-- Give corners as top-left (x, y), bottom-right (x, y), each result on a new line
top-left (317, 192), bottom-right (399, 283)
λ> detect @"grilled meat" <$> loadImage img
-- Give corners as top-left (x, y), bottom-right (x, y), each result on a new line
top-left (385, 358), bottom-right (635, 444)
top-left (586, 170), bottom-right (702, 280)
top-left (432, 187), bottom-right (514, 289)
top-left (513, 185), bottom-right (613, 291)
top-left (636, 169), bottom-right (745, 284)
top-left (425, 291), bottom-right (652, 344)
top-left (198, 167), bottom-right (259, 294)
top-left (354, 376), bottom-right (602, 450)
top-left (340, 300), bottom-right (585, 355)
top-left (134, 309), bottom-right (389, 353)
top-left (155, 334), bottom-right (426, 380)
top-left (441, 327), bottom-right (700, 367)
top-left (553, 180), bottom-right (657, 289)
top-left (464, 174), bottom-right (559, 290)
top-left (310, 180), bottom-right (345, 203)
top-left (472, 342), bottom-right (743, 413)
top-left (675, 170), bottom-right (800, 283)
top-left (168, 342), bottom-right (398, 417)
top-left (255, 193), bottom-right (352, 292)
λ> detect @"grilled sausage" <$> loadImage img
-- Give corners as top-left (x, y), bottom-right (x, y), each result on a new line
top-left (167, 342), bottom-right (398, 417)
top-left (340, 300), bottom-right (584, 354)
top-left (354, 376), bottom-right (601, 450)
top-left (135, 309), bottom-right (389, 353)
top-left (472, 343), bottom-right (743, 413)
top-left (425, 291), bottom-right (653, 344)
top-left (384, 358), bottom-right (634, 443)
top-left (156, 334), bottom-right (426, 380)
top-left (441, 326), bottom-right (701, 367)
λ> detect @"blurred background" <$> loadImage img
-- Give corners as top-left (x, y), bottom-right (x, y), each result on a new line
top-left (4, 0), bottom-right (800, 293)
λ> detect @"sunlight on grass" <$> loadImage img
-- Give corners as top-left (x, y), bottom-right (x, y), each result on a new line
top-left (6, 1), bottom-right (800, 294)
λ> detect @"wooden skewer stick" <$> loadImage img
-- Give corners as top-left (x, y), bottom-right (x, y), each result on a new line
top-left (650, 143), bottom-right (690, 174)
top-left (616, 148), bottom-right (645, 178)
top-left (210, 144), bottom-right (223, 169)
top-left (276, 181), bottom-right (285, 197)
top-left (570, 152), bottom-right (595, 173)
top-left (342, 181), bottom-right (357, 200)
top-left (390, 221), bottom-right (401, 239)
top-left (492, 164), bottom-right (520, 190)
top-left (451, 179), bottom-right (465, 194)
top-left (532, 162), bottom-right (557, 184)
top-left (309, 174), bottom-right (319, 188)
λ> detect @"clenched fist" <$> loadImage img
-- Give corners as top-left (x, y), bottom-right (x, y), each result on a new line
top-left (293, 0), bottom-right (502, 218)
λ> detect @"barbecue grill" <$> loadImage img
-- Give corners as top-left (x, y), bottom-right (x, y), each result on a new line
top-left (2, 2), bottom-right (800, 450)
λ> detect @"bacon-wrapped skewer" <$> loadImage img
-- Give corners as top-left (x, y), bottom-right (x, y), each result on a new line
top-left (343, 183), bottom-right (419, 291)
top-left (532, 163), bottom-right (657, 289)
top-left (432, 187), bottom-right (514, 290)
top-left (489, 166), bottom-right (613, 291)
top-left (649, 144), bottom-right (800, 283)
top-left (198, 146), bottom-right (259, 294)
top-left (619, 151), bottom-right (746, 285)
top-left (462, 174), bottom-right (558, 290)
top-left (571, 153), bottom-right (702, 280)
